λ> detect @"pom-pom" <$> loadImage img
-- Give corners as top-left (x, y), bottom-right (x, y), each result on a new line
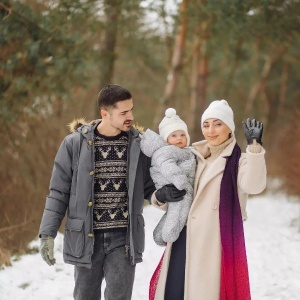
top-left (220, 99), bottom-right (229, 106)
top-left (165, 108), bottom-right (176, 118)
top-left (209, 99), bottom-right (229, 108)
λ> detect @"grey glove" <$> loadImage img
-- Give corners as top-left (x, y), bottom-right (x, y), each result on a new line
top-left (242, 118), bottom-right (263, 145)
top-left (40, 235), bottom-right (56, 266)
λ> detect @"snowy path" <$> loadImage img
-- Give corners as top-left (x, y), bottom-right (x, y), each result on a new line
top-left (244, 194), bottom-right (300, 300)
top-left (0, 193), bottom-right (299, 300)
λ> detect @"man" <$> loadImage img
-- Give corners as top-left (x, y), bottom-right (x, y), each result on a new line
top-left (39, 84), bottom-right (185, 300)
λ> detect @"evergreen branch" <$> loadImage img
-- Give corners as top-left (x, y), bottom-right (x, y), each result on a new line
top-left (0, 2), bottom-right (60, 42)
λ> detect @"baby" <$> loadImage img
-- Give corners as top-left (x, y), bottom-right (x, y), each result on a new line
top-left (141, 108), bottom-right (196, 246)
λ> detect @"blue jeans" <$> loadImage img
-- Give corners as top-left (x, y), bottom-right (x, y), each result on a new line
top-left (73, 230), bottom-right (135, 300)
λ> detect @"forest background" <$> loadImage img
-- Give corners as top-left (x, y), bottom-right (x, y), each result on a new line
top-left (0, 0), bottom-right (300, 266)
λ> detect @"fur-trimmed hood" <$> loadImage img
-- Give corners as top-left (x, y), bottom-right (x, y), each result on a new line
top-left (67, 118), bottom-right (144, 134)
top-left (67, 118), bottom-right (90, 133)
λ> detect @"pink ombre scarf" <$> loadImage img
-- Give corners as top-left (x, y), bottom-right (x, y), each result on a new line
top-left (219, 143), bottom-right (251, 300)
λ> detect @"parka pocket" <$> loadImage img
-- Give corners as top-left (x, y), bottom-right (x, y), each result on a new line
top-left (64, 218), bottom-right (84, 258)
top-left (136, 215), bottom-right (145, 253)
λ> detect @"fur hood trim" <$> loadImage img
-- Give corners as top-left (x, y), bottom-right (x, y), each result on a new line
top-left (133, 123), bottom-right (144, 134)
top-left (67, 118), bottom-right (89, 133)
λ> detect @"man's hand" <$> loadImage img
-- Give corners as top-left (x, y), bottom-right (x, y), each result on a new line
top-left (155, 184), bottom-right (186, 203)
top-left (40, 235), bottom-right (56, 266)
top-left (242, 118), bottom-right (263, 145)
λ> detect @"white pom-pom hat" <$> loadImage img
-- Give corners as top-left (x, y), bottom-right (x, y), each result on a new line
top-left (159, 108), bottom-right (190, 146)
top-left (201, 99), bottom-right (235, 133)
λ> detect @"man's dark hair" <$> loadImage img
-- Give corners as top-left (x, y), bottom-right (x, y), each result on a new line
top-left (97, 84), bottom-right (132, 110)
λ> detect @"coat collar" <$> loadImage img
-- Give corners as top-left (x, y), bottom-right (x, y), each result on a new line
top-left (191, 138), bottom-right (237, 200)
top-left (191, 136), bottom-right (236, 159)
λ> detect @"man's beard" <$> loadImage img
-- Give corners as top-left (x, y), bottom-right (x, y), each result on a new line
top-left (110, 120), bottom-right (132, 132)
top-left (122, 121), bottom-right (132, 132)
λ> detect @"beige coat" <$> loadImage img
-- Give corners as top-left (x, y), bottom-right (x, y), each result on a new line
top-left (153, 138), bottom-right (267, 300)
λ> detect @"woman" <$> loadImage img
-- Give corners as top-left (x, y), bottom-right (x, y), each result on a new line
top-left (150, 100), bottom-right (266, 300)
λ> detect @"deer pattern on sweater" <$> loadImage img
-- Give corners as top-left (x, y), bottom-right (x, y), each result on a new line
top-left (93, 130), bottom-right (129, 230)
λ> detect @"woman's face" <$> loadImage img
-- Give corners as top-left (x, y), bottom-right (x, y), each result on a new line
top-left (202, 118), bottom-right (231, 146)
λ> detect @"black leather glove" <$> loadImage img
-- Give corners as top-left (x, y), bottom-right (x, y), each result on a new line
top-left (242, 118), bottom-right (263, 145)
top-left (155, 184), bottom-right (186, 203)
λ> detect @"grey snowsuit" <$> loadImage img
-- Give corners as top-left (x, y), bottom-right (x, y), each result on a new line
top-left (39, 120), bottom-right (155, 268)
top-left (140, 129), bottom-right (196, 246)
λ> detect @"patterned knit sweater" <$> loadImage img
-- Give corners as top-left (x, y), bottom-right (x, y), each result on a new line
top-left (93, 129), bottom-right (129, 231)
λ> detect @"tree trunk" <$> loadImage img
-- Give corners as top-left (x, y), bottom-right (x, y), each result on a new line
top-left (152, 0), bottom-right (189, 129)
top-left (279, 62), bottom-right (288, 110)
top-left (97, 0), bottom-right (123, 116)
top-left (189, 21), bottom-right (209, 142)
top-left (264, 61), bottom-right (289, 149)
top-left (0, 1), bottom-right (12, 99)
top-left (223, 39), bottom-right (243, 98)
top-left (245, 46), bottom-right (287, 116)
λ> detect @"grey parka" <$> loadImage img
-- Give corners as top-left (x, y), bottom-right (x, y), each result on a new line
top-left (39, 119), bottom-right (155, 268)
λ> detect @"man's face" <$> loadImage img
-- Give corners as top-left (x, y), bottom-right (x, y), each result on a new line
top-left (104, 99), bottom-right (134, 132)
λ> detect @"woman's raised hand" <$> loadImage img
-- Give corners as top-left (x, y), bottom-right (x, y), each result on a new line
top-left (242, 118), bottom-right (264, 145)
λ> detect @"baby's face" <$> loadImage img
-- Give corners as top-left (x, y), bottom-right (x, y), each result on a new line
top-left (167, 130), bottom-right (187, 148)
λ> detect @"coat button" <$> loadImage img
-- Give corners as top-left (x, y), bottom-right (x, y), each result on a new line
top-left (213, 204), bottom-right (218, 210)
top-left (87, 201), bottom-right (92, 207)
top-left (88, 233), bottom-right (94, 237)
top-left (89, 171), bottom-right (94, 176)
top-left (88, 140), bottom-right (93, 146)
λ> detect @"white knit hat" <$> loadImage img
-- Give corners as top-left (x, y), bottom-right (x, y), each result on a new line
top-left (201, 99), bottom-right (235, 132)
top-left (159, 108), bottom-right (190, 146)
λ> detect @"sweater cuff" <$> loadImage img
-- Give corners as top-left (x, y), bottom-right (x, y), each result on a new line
top-left (247, 141), bottom-right (263, 153)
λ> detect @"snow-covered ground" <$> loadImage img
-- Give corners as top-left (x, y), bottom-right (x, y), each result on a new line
top-left (0, 193), bottom-right (299, 300)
